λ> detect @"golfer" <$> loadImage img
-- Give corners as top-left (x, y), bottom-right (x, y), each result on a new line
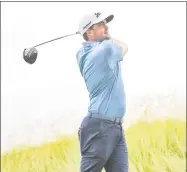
top-left (76, 12), bottom-right (129, 172)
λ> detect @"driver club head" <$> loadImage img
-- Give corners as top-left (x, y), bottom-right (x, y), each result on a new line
top-left (23, 47), bottom-right (38, 64)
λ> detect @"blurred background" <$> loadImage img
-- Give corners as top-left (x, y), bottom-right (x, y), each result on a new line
top-left (1, 2), bottom-right (186, 154)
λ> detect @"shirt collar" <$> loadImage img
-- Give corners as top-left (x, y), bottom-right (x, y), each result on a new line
top-left (83, 41), bottom-right (98, 45)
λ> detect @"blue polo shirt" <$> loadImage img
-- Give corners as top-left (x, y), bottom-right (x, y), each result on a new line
top-left (76, 39), bottom-right (126, 118)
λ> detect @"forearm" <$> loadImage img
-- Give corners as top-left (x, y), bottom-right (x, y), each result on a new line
top-left (110, 37), bottom-right (128, 56)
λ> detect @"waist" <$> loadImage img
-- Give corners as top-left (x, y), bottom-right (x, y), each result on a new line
top-left (89, 92), bottom-right (126, 117)
top-left (87, 111), bottom-right (123, 125)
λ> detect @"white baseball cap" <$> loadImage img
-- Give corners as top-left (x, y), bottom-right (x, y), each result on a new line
top-left (78, 12), bottom-right (114, 35)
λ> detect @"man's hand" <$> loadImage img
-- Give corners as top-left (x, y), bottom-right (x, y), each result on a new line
top-left (109, 37), bottom-right (128, 56)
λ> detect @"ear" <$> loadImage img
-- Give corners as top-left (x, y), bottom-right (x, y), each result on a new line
top-left (86, 29), bottom-right (92, 36)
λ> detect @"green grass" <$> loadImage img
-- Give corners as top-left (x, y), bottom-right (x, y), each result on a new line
top-left (2, 118), bottom-right (186, 172)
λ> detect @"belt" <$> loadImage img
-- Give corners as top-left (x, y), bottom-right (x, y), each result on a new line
top-left (88, 112), bottom-right (123, 125)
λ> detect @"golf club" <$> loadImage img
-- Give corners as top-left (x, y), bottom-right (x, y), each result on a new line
top-left (23, 32), bottom-right (80, 64)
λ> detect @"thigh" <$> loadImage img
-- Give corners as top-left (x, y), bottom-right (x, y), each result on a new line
top-left (79, 117), bottom-right (106, 172)
top-left (78, 117), bottom-right (120, 172)
top-left (80, 152), bottom-right (106, 172)
top-left (104, 128), bottom-right (129, 172)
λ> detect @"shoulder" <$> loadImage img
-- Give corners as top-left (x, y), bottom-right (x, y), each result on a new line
top-left (76, 47), bottom-right (85, 63)
top-left (99, 39), bottom-right (119, 53)
top-left (76, 41), bottom-right (111, 61)
top-left (100, 39), bottom-right (113, 48)
top-left (90, 40), bottom-right (113, 56)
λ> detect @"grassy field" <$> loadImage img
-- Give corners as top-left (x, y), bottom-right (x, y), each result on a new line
top-left (2, 118), bottom-right (186, 172)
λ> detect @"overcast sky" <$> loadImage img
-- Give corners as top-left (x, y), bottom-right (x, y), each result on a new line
top-left (1, 2), bottom-right (186, 152)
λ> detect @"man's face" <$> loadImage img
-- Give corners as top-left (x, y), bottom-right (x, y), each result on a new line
top-left (86, 21), bottom-right (110, 41)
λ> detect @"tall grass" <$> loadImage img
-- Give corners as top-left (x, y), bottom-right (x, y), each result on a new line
top-left (2, 118), bottom-right (186, 172)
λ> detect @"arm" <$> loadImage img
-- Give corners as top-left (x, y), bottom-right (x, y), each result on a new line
top-left (109, 37), bottom-right (128, 56)
top-left (101, 38), bottom-right (128, 62)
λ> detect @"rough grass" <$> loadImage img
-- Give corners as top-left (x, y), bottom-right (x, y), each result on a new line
top-left (2, 118), bottom-right (186, 172)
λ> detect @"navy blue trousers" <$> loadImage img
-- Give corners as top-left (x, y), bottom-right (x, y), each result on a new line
top-left (78, 115), bottom-right (129, 172)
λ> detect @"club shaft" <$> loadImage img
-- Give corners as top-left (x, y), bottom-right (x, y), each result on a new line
top-left (33, 32), bottom-right (79, 48)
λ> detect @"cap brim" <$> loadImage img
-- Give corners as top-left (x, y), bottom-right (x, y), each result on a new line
top-left (105, 14), bottom-right (114, 23)
top-left (80, 14), bottom-right (114, 35)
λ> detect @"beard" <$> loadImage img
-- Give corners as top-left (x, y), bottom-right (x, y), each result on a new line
top-left (101, 30), bottom-right (110, 39)
top-left (97, 31), bottom-right (110, 42)
top-left (98, 36), bottom-right (109, 42)
top-left (104, 30), bottom-right (111, 39)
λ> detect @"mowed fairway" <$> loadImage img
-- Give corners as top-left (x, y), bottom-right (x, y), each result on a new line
top-left (2, 118), bottom-right (186, 172)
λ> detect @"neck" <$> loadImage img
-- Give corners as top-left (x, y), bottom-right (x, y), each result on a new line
top-left (87, 36), bottom-right (109, 42)
top-left (87, 38), bottom-right (97, 42)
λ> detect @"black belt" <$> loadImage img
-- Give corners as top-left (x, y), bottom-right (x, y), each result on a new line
top-left (88, 112), bottom-right (123, 125)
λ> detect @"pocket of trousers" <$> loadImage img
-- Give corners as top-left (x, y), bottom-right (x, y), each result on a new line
top-left (81, 119), bottom-right (117, 160)
top-left (78, 116), bottom-right (90, 140)
top-left (79, 118), bottom-right (102, 155)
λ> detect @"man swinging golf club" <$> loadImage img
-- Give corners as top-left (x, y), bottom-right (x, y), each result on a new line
top-left (76, 12), bottom-right (129, 172)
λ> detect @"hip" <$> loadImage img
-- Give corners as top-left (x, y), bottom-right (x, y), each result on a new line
top-left (78, 114), bottom-right (125, 159)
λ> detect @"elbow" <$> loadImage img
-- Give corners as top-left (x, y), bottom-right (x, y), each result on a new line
top-left (122, 45), bottom-right (128, 56)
